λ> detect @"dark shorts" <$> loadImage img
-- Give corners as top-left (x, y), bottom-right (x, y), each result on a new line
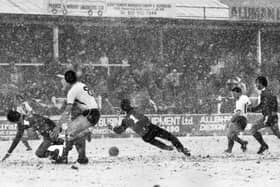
top-left (250, 115), bottom-right (279, 135)
top-left (227, 116), bottom-right (247, 137)
top-left (266, 115), bottom-right (278, 126)
top-left (142, 124), bottom-right (158, 141)
top-left (232, 116), bottom-right (247, 130)
top-left (82, 109), bottom-right (100, 126)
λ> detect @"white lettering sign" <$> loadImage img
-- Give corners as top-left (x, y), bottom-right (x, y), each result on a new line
top-left (199, 123), bottom-right (227, 131)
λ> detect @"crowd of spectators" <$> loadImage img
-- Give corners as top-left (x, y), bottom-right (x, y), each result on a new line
top-left (0, 23), bottom-right (280, 115)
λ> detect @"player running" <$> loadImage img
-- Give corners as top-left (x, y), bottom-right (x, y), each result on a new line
top-left (248, 76), bottom-right (280, 154)
top-left (107, 99), bottom-right (191, 156)
top-left (51, 70), bottom-right (100, 163)
top-left (1, 110), bottom-right (64, 162)
top-left (224, 87), bottom-right (250, 153)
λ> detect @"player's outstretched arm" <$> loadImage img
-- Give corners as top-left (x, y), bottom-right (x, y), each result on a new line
top-left (107, 119), bottom-right (128, 134)
top-left (107, 123), bottom-right (114, 131)
top-left (2, 125), bottom-right (24, 162)
top-left (113, 119), bottom-right (128, 134)
top-left (1, 153), bottom-right (11, 162)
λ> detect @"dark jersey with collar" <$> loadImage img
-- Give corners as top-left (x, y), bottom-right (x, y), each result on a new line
top-left (251, 89), bottom-right (278, 117)
top-left (113, 108), bottom-right (151, 137)
top-left (7, 114), bottom-right (56, 154)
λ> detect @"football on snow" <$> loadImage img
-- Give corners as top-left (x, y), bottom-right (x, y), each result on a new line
top-left (109, 146), bottom-right (119, 156)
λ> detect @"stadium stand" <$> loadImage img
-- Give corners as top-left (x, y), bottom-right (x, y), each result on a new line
top-left (0, 0), bottom-right (279, 116)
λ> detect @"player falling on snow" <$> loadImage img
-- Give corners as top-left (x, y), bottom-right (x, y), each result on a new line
top-left (224, 87), bottom-right (250, 153)
top-left (107, 99), bottom-right (191, 156)
top-left (248, 76), bottom-right (280, 154)
top-left (51, 70), bottom-right (100, 164)
top-left (1, 110), bottom-right (64, 162)
top-left (2, 109), bottom-right (91, 163)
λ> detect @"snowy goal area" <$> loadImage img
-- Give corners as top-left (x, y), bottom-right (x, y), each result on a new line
top-left (1, 136), bottom-right (280, 187)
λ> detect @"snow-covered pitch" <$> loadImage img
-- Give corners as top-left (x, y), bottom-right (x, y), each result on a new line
top-left (1, 136), bottom-right (280, 187)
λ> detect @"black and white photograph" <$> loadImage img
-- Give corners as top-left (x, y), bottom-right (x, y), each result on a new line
top-left (1, 0), bottom-right (280, 186)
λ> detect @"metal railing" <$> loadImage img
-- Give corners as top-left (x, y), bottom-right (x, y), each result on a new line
top-left (0, 63), bottom-right (44, 66)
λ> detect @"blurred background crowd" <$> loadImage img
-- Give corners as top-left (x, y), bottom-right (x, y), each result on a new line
top-left (0, 24), bottom-right (280, 115)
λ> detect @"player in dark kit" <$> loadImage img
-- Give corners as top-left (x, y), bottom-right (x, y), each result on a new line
top-left (1, 110), bottom-right (89, 163)
top-left (1, 110), bottom-right (64, 161)
top-left (108, 99), bottom-right (191, 156)
top-left (248, 76), bottom-right (280, 154)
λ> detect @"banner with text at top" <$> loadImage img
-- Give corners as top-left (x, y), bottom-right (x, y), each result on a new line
top-left (47, 0), bottom-right (175, 18)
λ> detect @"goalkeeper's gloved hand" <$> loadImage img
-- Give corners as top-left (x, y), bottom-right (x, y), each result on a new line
top-left (107, 123), bottom-right (113, 131)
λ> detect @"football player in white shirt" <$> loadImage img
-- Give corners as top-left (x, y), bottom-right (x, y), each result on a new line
top-left (51, 70), bottom-right (100, 164)
top-left (225, 87), bottom-right (251, 153)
